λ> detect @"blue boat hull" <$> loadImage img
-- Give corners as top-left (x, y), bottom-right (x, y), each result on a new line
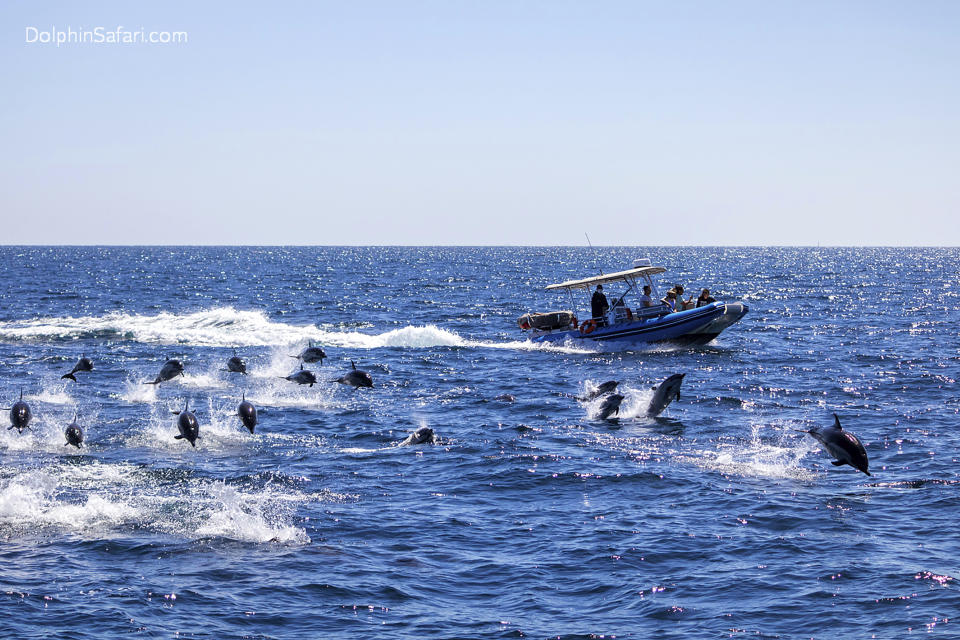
top-left (530, 302), bottom-right (748, 348)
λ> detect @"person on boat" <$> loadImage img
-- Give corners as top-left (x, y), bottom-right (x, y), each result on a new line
top-left (639, 285), bottom-right (654, 307)
top-left (696, 288), bottom-right (716, 307)
top-left (660, 289), bottom-right (677, 312)
top-left (674, 284), bottom-right (694, 310)
top-left (591, 285), bottom-right (610, 326)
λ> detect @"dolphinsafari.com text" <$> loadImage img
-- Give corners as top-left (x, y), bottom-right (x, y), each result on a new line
top-left (25, 26), bottom-right (188, 46)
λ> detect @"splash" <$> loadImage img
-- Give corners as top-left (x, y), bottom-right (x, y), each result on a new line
top-left (682, 424), bottom-right (816, 480)
top-left (116, 376), bottom-right (158, 403)
top-left (195, 483), bottom-right (309, 544)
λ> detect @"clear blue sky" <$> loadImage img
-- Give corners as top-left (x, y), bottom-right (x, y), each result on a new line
top-left (2, 1), bottom-right (957, 245)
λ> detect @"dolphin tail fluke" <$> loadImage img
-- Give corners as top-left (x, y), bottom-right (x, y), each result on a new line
top-left (61, 373), bottom-right (77, 382)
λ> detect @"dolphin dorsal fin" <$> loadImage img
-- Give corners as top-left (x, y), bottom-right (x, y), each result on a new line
top-left (351, 360), bottom-right (357, 370)
top-left (19, 388), bottom-right (23, 400)
top-left (300, 363), bottom-right (304, 371)
top-left (833, 413), bottom-right (842, 430)
top-left (242, 392), bottom-right (246, 401)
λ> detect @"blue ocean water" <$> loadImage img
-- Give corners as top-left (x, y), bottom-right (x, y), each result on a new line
top-left (0, 246), bottom-right (957, 638)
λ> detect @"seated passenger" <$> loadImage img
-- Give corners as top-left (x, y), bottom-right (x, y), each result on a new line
top-left (696, 288), bottom-right (717, 307)
top-left (674, 284), bottom-right (694, 310)
top-left (660, 289), bottom-right (677, 312)
top-left (639, 285), bottom-right (654, 307)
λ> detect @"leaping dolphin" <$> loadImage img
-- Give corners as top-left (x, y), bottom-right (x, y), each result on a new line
top-left (6, 389), bottom-right (32, 433)
top-left (65, 416), bottom-right (84, 448)
top-left (238, 393), bottom-right (258, 434)
top-left (145, 359), bottom-right (185, 385)
top-left (281, 364), bottom-right (318, 387)
top-left (805, 414), bottom-right (870, 476)
top-left (291, 343), bottom-right (326, 365)
top-left (225, 353), bottom-right (247, 375)
top-left (646, 373), bottom-right (684, 417)
top-left (172, 399), bottom-right (201, 447)
top-left (598, 394), bottom-right (625, 420)
top-left (335, 361), bottom-right (373, 389)
top-left (578, 380), bottom-right (619, 402)
top-left (61, 356), bottom-right (93, 382)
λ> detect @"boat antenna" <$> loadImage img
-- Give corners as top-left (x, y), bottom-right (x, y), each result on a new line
top-left (585, 233), bottom-right (604, 275)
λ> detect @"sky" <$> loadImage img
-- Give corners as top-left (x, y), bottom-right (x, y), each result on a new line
top-left (1, 1), bottom-right (958, 245)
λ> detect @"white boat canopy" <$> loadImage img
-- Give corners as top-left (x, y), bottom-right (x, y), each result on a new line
top-left (545, 266), bottom-right (667, 291)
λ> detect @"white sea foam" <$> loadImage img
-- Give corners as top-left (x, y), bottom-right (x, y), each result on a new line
top-left (0, 464), bottom-right (312, 544)
top-left (0, 307), bottom-right (595, 353)
top-left (0, 471), bottom-right (139, 532)
top-left (26, 387), bottom-right (74, 405)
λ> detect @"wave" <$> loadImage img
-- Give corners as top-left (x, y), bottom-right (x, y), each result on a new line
top-left (0, 307), bottom-right (595, 353)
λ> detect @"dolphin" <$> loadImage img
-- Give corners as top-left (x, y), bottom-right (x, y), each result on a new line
top-left (646, 373), bottom-right (685, 417)
top-left (805, 414), bottom-right (870, 476)
top-left (281, 364), bottom-right (317, 387)
top-left (225, 353), bottom-right (247, 375)
top-left (61, 356), bottom-right (94, 382)
top-left (291, 343), bottom-right (326, 365)
top-left (64, 417), bottom-right (84, 448)
top-left (598, 394), bottom-right (625, 420)
top-left (494, 394), bottom-right (517, 403)
top-left (172, 399), bottom-right (200, 447)
top-left (398, 426), bottom-right (439, 446)
top-left (145, 359), bottom-right (185, 385)
top-left (6, 389), bottom-right (32, 433)
top-left (238, 393), bottom-right (258, 434)
top-left (335, 361), bottom-right (373, 389)
top-left (578, 380), bottom-right (619, 402)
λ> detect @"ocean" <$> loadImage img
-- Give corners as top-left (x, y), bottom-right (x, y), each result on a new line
top-left (0, 246), bottom-right (957, 638)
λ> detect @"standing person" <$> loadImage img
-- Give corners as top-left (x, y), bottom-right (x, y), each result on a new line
top-left (639, 285), bottom-right (654, 307)
top-left (591, 285), bottom-right (610, 326)
top-left (696, 289), bottom-right (716, 307)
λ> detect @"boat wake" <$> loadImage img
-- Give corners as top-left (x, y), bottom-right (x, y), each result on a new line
top-left (0, 307), bottom-right (593, 353)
